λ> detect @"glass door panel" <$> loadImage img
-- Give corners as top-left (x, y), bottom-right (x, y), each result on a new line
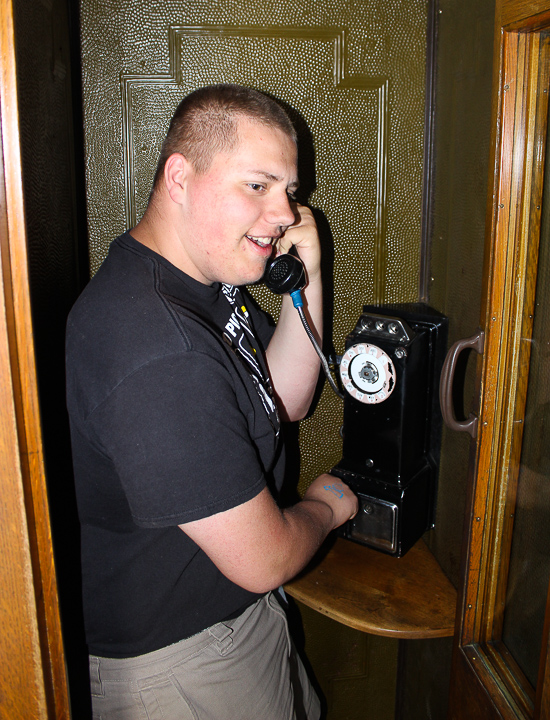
top-left (501, 113), bottom-right (550, 692)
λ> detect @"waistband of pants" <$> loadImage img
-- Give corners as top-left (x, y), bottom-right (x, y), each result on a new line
top-left (89, 594), bottom-right (269, 683)
top-left (221, 595), bottom-right (259, 622)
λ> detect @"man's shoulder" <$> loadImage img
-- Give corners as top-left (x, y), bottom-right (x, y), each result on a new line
top-left (66, 237), bottom-right (197, 405)
top-left (67, 235), bottom-right (178, 353)
top-left (69, 234), bottom-right (152, 312)
top-left (66, 236), bottom-right (239, 407)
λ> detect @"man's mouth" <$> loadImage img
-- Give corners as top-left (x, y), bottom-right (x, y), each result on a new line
top-left (245, 235), bottom-right (274, 248)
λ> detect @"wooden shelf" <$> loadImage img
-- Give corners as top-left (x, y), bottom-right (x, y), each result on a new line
top-left (285, 536), bottom-right (457, 639)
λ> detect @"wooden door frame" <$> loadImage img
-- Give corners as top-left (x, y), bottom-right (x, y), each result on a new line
top-left (450, 1), bottom-right (550, 717)
top-left (0, 0), bottom-right (70, 716)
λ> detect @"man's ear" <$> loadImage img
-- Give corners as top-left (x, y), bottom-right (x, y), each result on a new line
top-left (163, 153), bottom-right (192, 204)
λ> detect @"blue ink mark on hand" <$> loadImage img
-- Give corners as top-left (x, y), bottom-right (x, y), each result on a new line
top-left (324, 483), bottom-right (344, 499)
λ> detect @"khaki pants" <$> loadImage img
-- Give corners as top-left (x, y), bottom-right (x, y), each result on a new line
top-left (88, 592), bottom-right (321, 720)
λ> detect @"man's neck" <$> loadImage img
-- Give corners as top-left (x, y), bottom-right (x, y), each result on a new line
top-left (131, 203), bottom-right (215, 288)
top-left (131, 203), bottom-right (165, 255)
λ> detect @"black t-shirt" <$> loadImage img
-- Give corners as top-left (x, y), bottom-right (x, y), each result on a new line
top-left (66, 232), bottom-right (284, 658)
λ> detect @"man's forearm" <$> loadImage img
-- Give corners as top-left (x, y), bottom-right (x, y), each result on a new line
top-left (265, 272), bottom-right (323, 421)
top-left (271, 497), bottom-right (337, 582)
top-left (180, 476), bottom-right (358, 595)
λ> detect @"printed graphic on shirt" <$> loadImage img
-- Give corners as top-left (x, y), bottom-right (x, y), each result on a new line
top-left (221, 284), bottom-right (279, 434)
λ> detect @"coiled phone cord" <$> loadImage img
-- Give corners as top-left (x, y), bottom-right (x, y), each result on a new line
top-left (290, 290), bottom-right (345, 399)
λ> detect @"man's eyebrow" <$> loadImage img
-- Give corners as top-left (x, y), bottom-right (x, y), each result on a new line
top-left (249, 170), bottom-right (300, 190)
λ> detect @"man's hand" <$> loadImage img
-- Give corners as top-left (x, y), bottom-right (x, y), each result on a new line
top-left (275, 203), bottom-right (321, 283)
top-left (303, 474), bottom-right (359, 529)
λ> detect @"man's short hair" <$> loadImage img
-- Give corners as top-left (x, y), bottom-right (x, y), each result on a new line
top-left (152, 84), bottom-right (297, 190)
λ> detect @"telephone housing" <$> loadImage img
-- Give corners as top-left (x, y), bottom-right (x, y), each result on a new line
top-left (331, 303), bottom-right (448, 557)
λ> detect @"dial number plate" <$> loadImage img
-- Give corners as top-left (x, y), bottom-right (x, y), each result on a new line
top-left (339, 343), bottom-right (396, 404)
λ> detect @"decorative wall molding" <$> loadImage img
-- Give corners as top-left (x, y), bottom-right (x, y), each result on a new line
top-left (120, 25), bottom-right (389, 300)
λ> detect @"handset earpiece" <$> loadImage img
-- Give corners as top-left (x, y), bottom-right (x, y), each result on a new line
top-left (263, 254), bottom-right (306, 295)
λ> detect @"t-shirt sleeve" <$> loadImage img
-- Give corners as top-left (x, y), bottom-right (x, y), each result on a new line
top-left (86, 350), bottom-right (268, 528)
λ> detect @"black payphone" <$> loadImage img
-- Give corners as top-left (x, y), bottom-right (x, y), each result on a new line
top-left (264, 255), bottom-right (448, 557)
top-left (331, 304), bottom-right (448, 557)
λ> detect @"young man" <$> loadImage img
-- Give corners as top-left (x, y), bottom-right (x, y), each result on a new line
top-left (66, 84), bottom-right (357, 719)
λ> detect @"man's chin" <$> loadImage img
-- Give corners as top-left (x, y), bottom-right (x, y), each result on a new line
top-left (223, 254), bottom-right (273, 287)
top-left (247, 270), bottom-right (268, 287)
top-left (241, 257), bottom-right (272, 287)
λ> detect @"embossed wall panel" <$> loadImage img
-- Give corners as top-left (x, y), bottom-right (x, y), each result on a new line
top-left (80, 1), bottom-right (427, 487)
top-left (396, 0), bottom-right (496, 718)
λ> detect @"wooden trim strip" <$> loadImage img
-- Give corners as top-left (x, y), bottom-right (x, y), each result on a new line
top-left (0, 0), bottom-right (70, 716)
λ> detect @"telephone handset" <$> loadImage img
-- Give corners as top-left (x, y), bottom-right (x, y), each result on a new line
top-left (263, 253), bottom-right (306, 297)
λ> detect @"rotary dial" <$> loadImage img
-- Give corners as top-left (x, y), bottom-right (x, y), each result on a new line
top-left (339, 343), bottom-right (396, 404)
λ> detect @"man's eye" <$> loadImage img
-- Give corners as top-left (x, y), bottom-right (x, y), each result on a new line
top-left (248, 183), bottom-right (265, 192)
top-left (287, 192), bottom-right (297, 201)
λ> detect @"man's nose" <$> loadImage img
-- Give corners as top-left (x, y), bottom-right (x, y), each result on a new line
top-left (266, 191), bottom-right (296, 228)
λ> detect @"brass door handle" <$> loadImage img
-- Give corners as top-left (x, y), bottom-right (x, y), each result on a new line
top-left (439, 329), bottom-right (485, 438)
